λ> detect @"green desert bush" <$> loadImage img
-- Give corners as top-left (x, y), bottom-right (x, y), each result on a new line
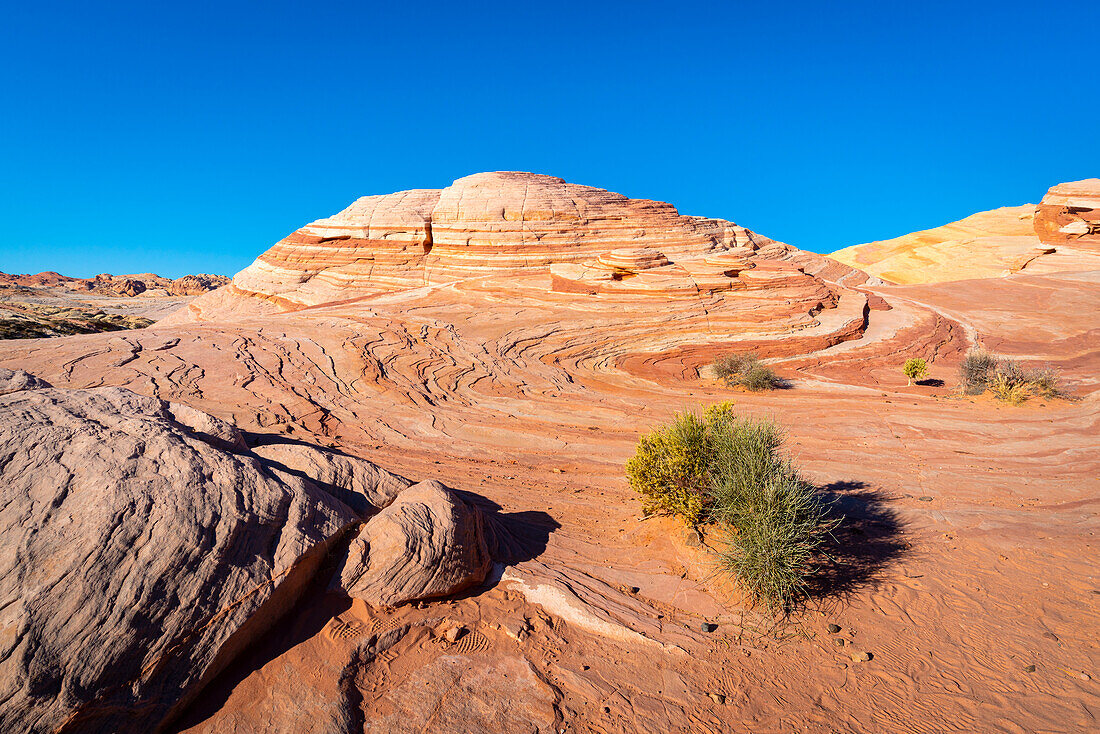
top-left (713, 353), bottom-right (781, 391)
top-left (625, 407), bottom-right (719, 524)
top-left (626, 405), bottom-right (837, 612)
top-left (902, 357), bottom-right (928, 386)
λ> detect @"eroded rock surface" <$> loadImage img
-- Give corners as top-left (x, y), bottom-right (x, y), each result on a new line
top-left (335, 480), bottom-right (492, 607)
top-left (0, 377), bottom-right (494, 733)
top-left (1034, 178), bottom-right (1100, 248)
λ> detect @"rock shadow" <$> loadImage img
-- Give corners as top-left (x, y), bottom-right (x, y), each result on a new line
top-left (166, 483), bottom-right (556, 733)
top-left (454, 489), bottom-right (560, 566)
top-left (810, 480), bottom-right (907, 603)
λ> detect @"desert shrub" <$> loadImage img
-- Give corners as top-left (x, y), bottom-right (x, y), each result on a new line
top-left (627, 405), bottom-right (837, 613)
top-left (1022, 367), bottom-right (1061, 399)
top-left (626, 408), bottom-right (717, 524)
top-left (902, 357), bottom-right (928, 386)
top-left (713, 353), bottom-right (780, 391)
top-left (707, 416), bottom-right (836, 612)
top-left (959, 349), bottom-right (998, 395)
top-left (988, 371), bottom-right (1030, 405)
top-left (958, 348), bottom-right (1064, 403)
top-left (988, 360), bottom-right (1063, 404)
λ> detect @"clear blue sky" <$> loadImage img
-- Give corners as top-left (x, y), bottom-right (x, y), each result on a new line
top-left (2, 1), bottom-right (1097, 278)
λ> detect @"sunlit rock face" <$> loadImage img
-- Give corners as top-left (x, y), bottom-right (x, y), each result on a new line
top-left (214, 172), bottom-right (776, 311)
top-left (421, 171), bottom-right (762, 284)
top-left (1034, 178), bottom-right (1100, 249)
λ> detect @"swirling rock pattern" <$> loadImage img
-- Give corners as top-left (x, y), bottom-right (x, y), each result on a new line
top-left (0, 378), bottom-right (495, 733)
top-left (1, 174), bottom-right (1097, 733)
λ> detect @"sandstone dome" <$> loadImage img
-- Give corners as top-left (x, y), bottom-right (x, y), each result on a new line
top-left (205, 172), bottom-right (777, 314)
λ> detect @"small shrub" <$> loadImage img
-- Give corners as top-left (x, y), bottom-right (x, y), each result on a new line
top-left (707, 416), bottom-right (836, 612)
top-left (958, 348), bottom-right (1065, 403)
top-left (625, 409), bottom-right (717, 524)
top-left (902, 358), bottom-right (928, 386)
top-left (1024, 367), bottom-right (1061, 399)
top-left (989, 371), bottom-right (1030, 405)
top-left (713, 353), bottom-right (780, 391)
top-left (959, 349), bottom-right (998, 395)
top-left (626, 406), bottom-right (837, 613)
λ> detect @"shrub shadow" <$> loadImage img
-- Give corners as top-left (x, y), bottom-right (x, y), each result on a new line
top-left (810, 480), bottom-right (907, 603)
top-left (916, 378), bottom-right (945, 387)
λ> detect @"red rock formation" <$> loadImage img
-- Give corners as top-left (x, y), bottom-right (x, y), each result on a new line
top-left (168, 273), bottom-right (231, 296)
top-left (221, 172), bottom-right (775, 310)
top-left (111, 277), bottom-right (147, 296)
top-left (0, 371), bottom-right (498, 733)
top-left (1034, 178), bottom-right (1100, 249)
top-left (0, 271), bottom-right (229, 296)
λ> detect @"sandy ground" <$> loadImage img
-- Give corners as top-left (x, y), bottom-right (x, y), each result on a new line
top-left (0, 268), bottom-right (1096, 732)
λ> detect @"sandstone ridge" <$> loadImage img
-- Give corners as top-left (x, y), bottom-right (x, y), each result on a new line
top-left (829, 178), bottom-right (1100, 284)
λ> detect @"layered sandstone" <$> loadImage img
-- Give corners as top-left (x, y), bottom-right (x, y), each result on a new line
top-left (0, 372), bottom-right (497, 733)
top-left (1033, 178), bottom-right (1100, 249)
top-left (828, 205), bottom-right (1041, 284)
top-left (198, 172), bottom-right (776, 314)
top-left (831, 179), bottom-right (1100, 284)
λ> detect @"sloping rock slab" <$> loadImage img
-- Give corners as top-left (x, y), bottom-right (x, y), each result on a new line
top-left (0, 384), bottom-right (364, 733)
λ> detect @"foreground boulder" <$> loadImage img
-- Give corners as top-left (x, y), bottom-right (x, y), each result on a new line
top-left (335, 480), bottom-right (492, 607)
top-left (0, 377), bottom-right (494, 733)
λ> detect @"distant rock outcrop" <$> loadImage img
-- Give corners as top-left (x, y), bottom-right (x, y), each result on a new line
top-left (168, 273), bottom-right (231, 296)
top-left (0, 373), bottom-right (495, 733)
top-left (0, 271), bottom-right (229, 297)
top-left (830, 180), bottom-right (1100, 284)
top-left (828, 205), bottom-right (1041, 284)
top-left (1034, 178), bottom-right (1100, 249)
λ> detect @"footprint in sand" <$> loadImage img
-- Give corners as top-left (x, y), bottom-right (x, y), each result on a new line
top-left (451, 629), bottom-right (492, 654)
top-left (327, 618), bottom-right (370, 641)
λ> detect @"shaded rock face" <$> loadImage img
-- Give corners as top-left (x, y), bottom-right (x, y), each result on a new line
top-left (0, 377), bottom-right (495, 733)
top-left (1034, 178), bottom-right (1100, 249)
top-left (224, 171), bottom-right (776, 310)
top-left (0, 367), bottom-right (51, 395)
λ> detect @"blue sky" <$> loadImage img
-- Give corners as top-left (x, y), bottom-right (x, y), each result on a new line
top-left (2, 1), bottom-right (1097, 278)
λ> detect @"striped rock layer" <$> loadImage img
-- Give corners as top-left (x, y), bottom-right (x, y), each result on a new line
top-left (227, 172), bottom-right (776, 310)
top-left (1034, 178), bottom-right (1100, 248)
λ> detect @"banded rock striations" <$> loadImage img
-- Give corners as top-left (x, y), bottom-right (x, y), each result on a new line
top-left (192, 172), bottom-right (789, 313)
top-left (1033, 178), bottom-right (1100, 248)
top-left (172, 172), bottom-right (871, 359)
top-left (0, 370), bottom-right (496, 734)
